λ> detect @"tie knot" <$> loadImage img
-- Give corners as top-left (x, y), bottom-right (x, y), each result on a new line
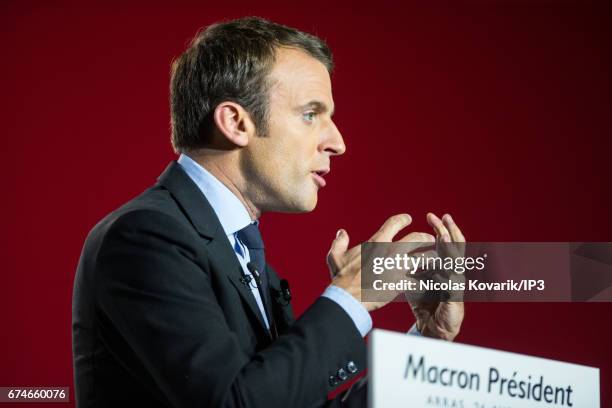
top-left (237, 223), bottom-right (265, 250)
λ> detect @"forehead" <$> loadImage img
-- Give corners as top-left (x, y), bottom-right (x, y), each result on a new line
top-left (267, 47), bottom-right (333, 107)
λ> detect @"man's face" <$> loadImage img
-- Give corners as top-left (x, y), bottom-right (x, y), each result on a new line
top-left (241, 47), bottom-right (346, 213)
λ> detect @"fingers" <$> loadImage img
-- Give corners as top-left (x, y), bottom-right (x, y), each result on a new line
top-left (327, 229), bottom-right (350, 276)
top-left (372, 213), bottom-right (412, 242)
top-left (396, 232), bottom-right (436, 254)
top-left (442, 214), bottom-right (465, 243)
top-left (397, 231), bottom-right (435, 244)
top-left (433, 213), bottom-right (466, 258)
top-left (427, 212), bottom-right (451, 243)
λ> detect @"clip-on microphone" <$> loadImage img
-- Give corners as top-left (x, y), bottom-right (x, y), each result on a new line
top-left (278, 279), bottom-right (291, 305)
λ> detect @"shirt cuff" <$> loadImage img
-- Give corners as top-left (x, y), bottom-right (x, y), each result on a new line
top-left (321, 285), bottom-right (372, 337)
top-left (407, 323), bottom-right (422, 336)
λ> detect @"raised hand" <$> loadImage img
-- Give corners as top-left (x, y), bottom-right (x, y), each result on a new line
top-left (327, 214), bottom-right (434, 312)
top-left (408, 213), bottom-right (466, 341)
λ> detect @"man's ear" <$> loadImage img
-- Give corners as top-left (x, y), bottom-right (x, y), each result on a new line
top-left (212, 102), bottom-right (254, 147)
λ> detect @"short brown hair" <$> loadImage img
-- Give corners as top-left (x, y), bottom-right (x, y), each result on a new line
top-left (169, 17), bottom-right (334, 153)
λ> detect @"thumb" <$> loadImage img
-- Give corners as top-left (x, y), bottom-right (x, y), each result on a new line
top-left (327, 229), bottom-right (350, 269)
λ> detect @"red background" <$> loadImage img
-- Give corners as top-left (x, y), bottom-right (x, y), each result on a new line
top-left (1, 1), bottom-right (611, 406)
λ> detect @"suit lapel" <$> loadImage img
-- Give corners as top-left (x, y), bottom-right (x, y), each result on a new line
top-left (157, 161), bottom-right (270, 333)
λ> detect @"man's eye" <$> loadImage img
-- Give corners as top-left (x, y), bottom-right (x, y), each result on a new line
top-left (303, 111), bottom-right (316, 123)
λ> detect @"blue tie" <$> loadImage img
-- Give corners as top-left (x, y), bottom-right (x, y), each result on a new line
top-left (236, 223), bottom-right (271, 313)
top-left (237, 223), bottom-right (266, 274)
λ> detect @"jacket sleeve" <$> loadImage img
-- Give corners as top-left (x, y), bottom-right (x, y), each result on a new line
top-left (94, 209), bottom-right (367, 408)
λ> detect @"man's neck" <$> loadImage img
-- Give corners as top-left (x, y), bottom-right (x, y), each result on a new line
top-left (185, 150), bottom-right (260, 221)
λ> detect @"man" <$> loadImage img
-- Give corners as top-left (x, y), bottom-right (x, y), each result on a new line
top-left (72, 17), bottom-right (465, 407)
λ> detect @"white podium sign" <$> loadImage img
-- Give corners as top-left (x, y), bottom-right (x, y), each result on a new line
top-left (369, 329), bottom-right (599, 408)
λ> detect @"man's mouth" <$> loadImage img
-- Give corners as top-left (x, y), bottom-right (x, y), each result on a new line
top-left (311, 169), bottom-right (329, 188)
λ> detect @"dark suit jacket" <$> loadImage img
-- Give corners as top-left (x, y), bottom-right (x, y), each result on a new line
top-left (72, 161), bottom-right (367, 407)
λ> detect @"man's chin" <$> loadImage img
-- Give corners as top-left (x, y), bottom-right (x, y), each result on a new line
top-left (286, 201), bottom-right (317, 214)
top-left (297, 192), bottom-right (318, 212)
top-left (273, 193), bottom-right (318, 214)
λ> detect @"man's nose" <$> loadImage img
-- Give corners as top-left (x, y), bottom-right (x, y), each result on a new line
top-left (321, 120), bottom-right (346, 156)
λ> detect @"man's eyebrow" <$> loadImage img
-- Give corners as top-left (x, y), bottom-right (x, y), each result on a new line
top-left (297, 100), bottom-right (335, 117)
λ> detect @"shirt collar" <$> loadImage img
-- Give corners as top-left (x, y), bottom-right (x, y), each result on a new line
top-left (177, 154), bottom-right (254, 235)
